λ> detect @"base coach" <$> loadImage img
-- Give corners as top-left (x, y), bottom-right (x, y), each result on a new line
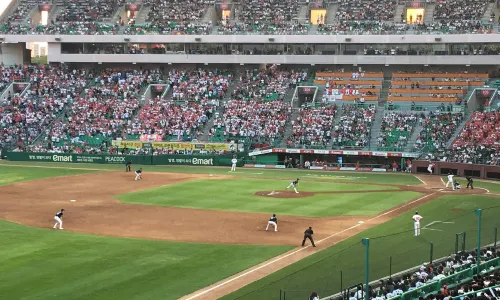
top-left (302, 226), bottom-right (316, 247)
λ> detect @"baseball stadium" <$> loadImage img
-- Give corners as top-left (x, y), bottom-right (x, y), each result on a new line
top-left (1, 0), bottom-right (500, 300)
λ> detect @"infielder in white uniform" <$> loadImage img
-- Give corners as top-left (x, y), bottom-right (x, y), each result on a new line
top-left (427, 162), bottom-right (434, 175)
top-left (53, 209), bottom-right (65, 230)
top-left (286, 178), bottom-right (300, 193)
top-left (265, 214), bottom-right (278, 232)
top-left (445, 172), bottom-right (455, 190)
top-left (412, 211), bottom-right (423, 236)
top-left (231, 158), bottom-right (237, 172)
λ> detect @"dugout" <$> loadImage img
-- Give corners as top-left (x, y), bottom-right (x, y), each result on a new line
top-left (412, 160), bottom-right (500, 180)
top-left (255, 153), bottom-right (415, 170)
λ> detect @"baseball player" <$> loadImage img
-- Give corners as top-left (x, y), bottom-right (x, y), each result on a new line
top-left (135, 168), bottom-right (142, 181)
top-left (265, 214), bottom-right (278, 232)
top-left (302, 226), bottom-right (316, 247)
top-left (454, 180), bottom-right (461, 190)
top-left (445, 172), bottom-right (455, 190)
top-left (286, 178), bottom-right (300, 194)
top-left (126, 160), bottom-right (132, 172)
top-left (412, 211), bottom-right (423, 236)
top-left (466, 176), bottom-right (474, 189)
top-left (231, 157), bottom-right (237, 172)
top-left (427, 162), bottom-right (434, 175)
top-left (53, 209), bottom-right (65, 230)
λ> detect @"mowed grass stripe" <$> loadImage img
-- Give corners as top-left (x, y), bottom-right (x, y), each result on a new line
top-left (0, 165), bottom-right (96, 186)
top-left (0, 161), bottom-right (422, 185)
top-left (0, 220), bottom-right (292, 300)
top-left (117, 178), bottom-right (420, 217)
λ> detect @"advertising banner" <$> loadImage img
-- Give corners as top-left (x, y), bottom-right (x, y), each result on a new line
top-left (113, 140), bottom-right (235, 152)
top-left (6, 152), bottom-right (241, 167)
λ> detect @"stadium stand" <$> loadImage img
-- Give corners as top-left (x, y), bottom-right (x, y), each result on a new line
top-left (336, 0), bottom-right (396, 21)
top-left (168, 69), bottom-right (232, 101)
top-left (288, 104), bottom-right (337, 149)
top-left (315, 71), bottom-right (382, 103)
top-left (124, 0), bottom-right (214, 35)
top-left (210, 99), bottom-right (291, 147)
top-left (414, 111), bottom-right (464, 152)
top-left (377, 112), bottom-right (418, 151)
top-left (424, 110), bottom-right (500, 165)
top-left (332, 104), bottom-right (375, 149)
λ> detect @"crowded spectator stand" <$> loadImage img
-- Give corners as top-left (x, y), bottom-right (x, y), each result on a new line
top-left (288, 104), bottom-right (337, 149)
top-left (332, 104), bottom-right (375, 148)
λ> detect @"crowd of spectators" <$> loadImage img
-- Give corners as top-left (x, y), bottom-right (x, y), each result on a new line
top-left (318, 21), bottom-right (406, 35)
top-left (336, 0), bottom-right (396, 21)
top-left (217, 22), bottom-right (309, 35)
top-left (332, 104), bottom-right (375, 148)
top-left (425, 110), bottom-right (500, 165)
top-left (232, 67), bottom-right (307, 101)
top-left (168, 69), bottom-right (232, 101)
top-left (377, 112), bottom-right (417, 150)
top-left (0, 65), bottom-right (25, 94)
top-left (414, 111), bottom-right (464, 151)
top-left (210, 99), bottom-right (291, 144)
top-left (29, 69), bottom-right (160, 153)
top-left (364, 247), bottom-right (499, 300)
top-left (56, 0), bottom-right (125, 22)
top-left (129, 98), bottom-right (215, 142)
top-left (434, 0), bottom-right (487, 20)
top-left (2, 65), bottom-right (88, 151)
top-left (288, 104), bottom-right (337, 148)
top-left (235, 0), bottom-right (299, 34)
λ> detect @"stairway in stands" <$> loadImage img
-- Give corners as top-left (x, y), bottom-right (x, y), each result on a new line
top-left (379, 79), bottom-right (391, 105)
top-left (481, 2), bottom-right (496, 23)
top-left (134, 4), bottom-right (150, 24)
top-left (394, 3), bottom-right (406, 22)
top-left (278, 88), bottom-right (300, 148)
top-left (423, 3), bottom-right (435, 23)
top-left (405, 121), bottom-right (423, 152)
top-left (367, 105), bottom-right (386, 151)
top-left (326, 4), bottom-right (338, 23)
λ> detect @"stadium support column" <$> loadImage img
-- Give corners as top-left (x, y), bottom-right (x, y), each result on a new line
top-left (361, 238), bottom-right (370, 300)
top-left (474, 209), bottom-right (482, 275)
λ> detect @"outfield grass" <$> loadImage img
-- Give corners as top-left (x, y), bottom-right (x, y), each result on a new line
top-left (0, 165), bottom-right (96, 185)
top-left (221, 194), bottom-right (500, 300)
top-left (117, 178), bottom-right (421, 217)
top-left (0, 160), bottom-right (422, 185)
top-left (0, 220), bottom-right (292, 300)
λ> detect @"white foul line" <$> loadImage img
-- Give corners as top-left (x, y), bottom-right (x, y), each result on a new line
top-left (477, 187), bottom-right (490, 193)
top-left (184, 192), bottom-right (436, 300)
top-left (441, 177), bottom-right (446, 187)
top-left (414, 175), bottom-right (427, 185)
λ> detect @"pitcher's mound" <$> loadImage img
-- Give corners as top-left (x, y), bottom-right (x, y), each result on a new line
top-left (255, 190), bottom-right (315, 198)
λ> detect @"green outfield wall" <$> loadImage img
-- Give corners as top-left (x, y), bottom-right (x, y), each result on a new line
top-left (5, 152), bottom-right (244, 167)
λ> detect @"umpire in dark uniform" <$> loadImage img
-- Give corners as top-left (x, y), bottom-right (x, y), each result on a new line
top-left (125, 160), bottom-right (132, 172)
top-left (302, 226), bottom-right (316, 247)
top-left (466, 176), bottom-right (474, 189)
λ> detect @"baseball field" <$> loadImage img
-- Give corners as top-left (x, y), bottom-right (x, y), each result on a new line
top-left (0, 161), bottom-right (499, 300)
